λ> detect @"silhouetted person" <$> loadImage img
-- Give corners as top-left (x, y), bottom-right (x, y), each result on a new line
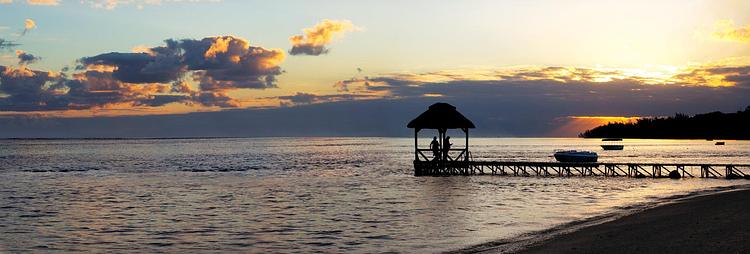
top-left (443, 136), bottom-right (452, 161)
top-left (430, 136), bottom-right (440, 160)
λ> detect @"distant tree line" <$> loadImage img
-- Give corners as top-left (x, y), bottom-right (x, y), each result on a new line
top-left (579, 106), bottom-right (750, 140)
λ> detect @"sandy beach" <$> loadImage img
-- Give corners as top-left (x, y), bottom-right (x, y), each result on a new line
top-left (465, 186), bottom-right (750, 254)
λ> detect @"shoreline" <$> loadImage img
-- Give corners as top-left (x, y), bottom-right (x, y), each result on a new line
top-left (452, 184), bottom-right (750, 254)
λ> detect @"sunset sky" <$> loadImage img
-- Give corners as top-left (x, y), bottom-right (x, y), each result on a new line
top-left (1, 0), bottom-right (749, 137)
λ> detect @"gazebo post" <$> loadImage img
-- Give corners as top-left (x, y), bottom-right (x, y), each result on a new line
top-left (464, 128), bottom-right (469, 162)
top-left (439, 128), bottom-right (446, 162)
top-left (414, 128), bottom-right (419, 161)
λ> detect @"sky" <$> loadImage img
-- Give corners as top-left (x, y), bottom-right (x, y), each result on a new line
top-left (0, 0), bottom-right (749, 137)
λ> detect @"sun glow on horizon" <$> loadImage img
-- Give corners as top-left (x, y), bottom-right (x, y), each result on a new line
top-left (549, 116), bottom-right (641, 137)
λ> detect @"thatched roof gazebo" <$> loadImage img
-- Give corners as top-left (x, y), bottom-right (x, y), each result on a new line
top-left (407, 103), bottom-right (476, 130)
top-left (407, 103), bottom-right (475, 170)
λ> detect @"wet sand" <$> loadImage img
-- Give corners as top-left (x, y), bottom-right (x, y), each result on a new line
top-left (468, 187), bottom-right (750, 254)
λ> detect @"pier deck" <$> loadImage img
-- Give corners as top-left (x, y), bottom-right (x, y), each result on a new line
top-left (414, 160), bottom-right (750, 179)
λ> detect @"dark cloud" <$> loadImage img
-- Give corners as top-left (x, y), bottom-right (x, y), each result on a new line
top-left (289, 45), bottom-right (328, 56)
top-left (276, 92), bottom-right (378, 106)
top-left (0, 66), bottom-right (190, 112)
top-left (16, 51), bottom-right (40, 65)
top-left (190, 92), bottom-right (239, 108)
top-left (0, 39), bottom-right (20, 50)
top-left (168, 36), bottom-right (284, 88)
top-left (76, 36), bottom-right (284, 107)
top-left (1, 35), bottom-right (286, 112)
top-left (80, 52), bottom-right (183, 84)
top-left (0, 65), bottom-right (65, 111)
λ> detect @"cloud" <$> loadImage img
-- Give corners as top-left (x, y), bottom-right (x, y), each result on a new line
top-left (175, 36), bottom-right (285, 90)
top-left (21, 18), bottom-right (36, 36)
top-left (27, 0), bottom-right (58, 5)
top-left (0, 39), bottom-right (20, 50)
top-left (190, 91), bottom-right (239, 108)
top-left (0, 65), bottom-right (67, 111)
top-left (0, 65), bottom-right (189, 111)
top-left (276, 92), bottom-right (378, 106)
top-left (265, 62), bottom-right (750, 125)
top-left (712, 20), bottom-right (750, 42)
top-left (80, 52), bottom-right (185, 84)
top-left (310, 64), bottom-right (750, 127)
top-left (78, 35), bottom-right (285, 107)
top-left (26, 0), bottom-right (58, 5)
top-left (1, 0), bottom-right (218, 8)
top-left (2, 61), bottom-right (749, 137)
top-left (15, 50), bottom-right (40, 65)
top-left (332, 63), bottom-right (750, 98)
top-left (82, 0), bottom-right (220, 10)
top-left (1, 35), bottom-right (285, 112)
top-left (80, 36), bottom-right (285, 87)
top-left (289, 19), bottom-right (357, 56)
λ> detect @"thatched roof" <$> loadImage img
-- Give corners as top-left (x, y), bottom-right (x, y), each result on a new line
top-left (407, 103), bottom-right (476, 129)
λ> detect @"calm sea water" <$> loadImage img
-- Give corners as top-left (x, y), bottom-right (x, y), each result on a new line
top-left (1, 138), bottom-right (748, 253)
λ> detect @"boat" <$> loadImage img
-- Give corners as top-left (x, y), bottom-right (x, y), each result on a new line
top-left (601, 144), bottom-right (624, 150)
top-left (554, 150), bottom-right (598, 163)
top-left (601, 138), bottom-right (624, 150)
top-left (715, 141), bottom-right (725, 145)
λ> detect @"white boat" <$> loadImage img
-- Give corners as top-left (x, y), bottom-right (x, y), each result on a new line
top-left (554, 150), bottom-right (598, 162)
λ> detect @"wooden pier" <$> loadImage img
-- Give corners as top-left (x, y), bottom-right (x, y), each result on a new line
top-left (414, 160), bottom-right (750, 179)
top-left (407, 103), bottom-right (750, 180)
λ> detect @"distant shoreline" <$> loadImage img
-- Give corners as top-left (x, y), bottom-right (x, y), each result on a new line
top-left (580, 106), bottom-right (750, 140)
top-left (453, 184), bottom-right (750, 254)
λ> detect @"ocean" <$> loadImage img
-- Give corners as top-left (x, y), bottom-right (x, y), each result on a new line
top-left (1, 138), bottom-right (748, 253)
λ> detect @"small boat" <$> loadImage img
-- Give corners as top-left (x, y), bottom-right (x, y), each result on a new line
top-left (715, 142), bottom-right (725, 145)
top-left (554, 150), bottom-right (598, 163)
top-left (601, 138), bottom-right (624, 150)
top-left (601, 144), bottom-right (624, 150)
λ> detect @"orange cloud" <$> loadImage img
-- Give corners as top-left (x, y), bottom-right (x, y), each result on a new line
top-left (712, 20), bottom-right (750, 42)
top-left (204, 36), bottom-right (233, 59)
top-left (26, 0), bottom-right (58, 5)
top-left (289, 19), bottom-right (357, 55)
top-left (21, 18), bottom-right (36, 36)
top-left (24, 19), bottom-right (36, 30)
top-left (2, 65), bottom-right (37, 77)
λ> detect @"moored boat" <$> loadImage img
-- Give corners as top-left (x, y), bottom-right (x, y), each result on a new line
top-left (601, 144), bottom-right (624, 150)
top-left (554, 150), bottom-right (598, 162)
top-left (601, 138), bottom-right (624, 150)
top-left (715, 141), bottom-right (725, 145)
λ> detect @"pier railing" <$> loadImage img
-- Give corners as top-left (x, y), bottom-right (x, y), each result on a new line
top-left (414, 160), bottom-right (750, 179)
top-left (415, 148), bottom-right (469, 162)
